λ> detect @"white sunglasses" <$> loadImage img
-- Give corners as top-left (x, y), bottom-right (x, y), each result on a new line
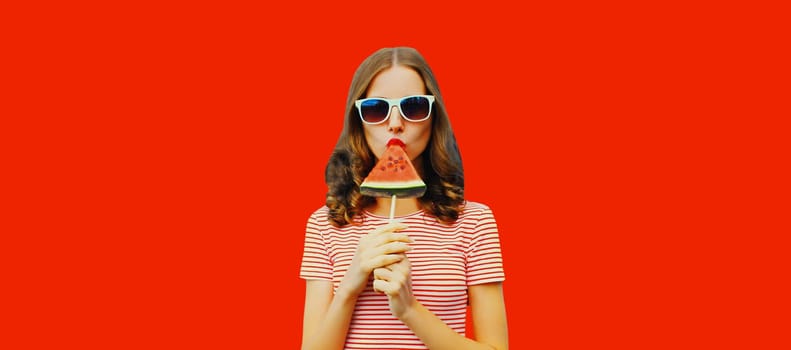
top-left (354, 95), bottom-right (435, 124)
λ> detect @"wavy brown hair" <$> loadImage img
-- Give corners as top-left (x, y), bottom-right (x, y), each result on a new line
top-left (325, 47), bottom-right (464, 227)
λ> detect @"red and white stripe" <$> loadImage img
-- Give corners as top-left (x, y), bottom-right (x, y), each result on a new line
top-left (300, 201), bottom-right (505, 349)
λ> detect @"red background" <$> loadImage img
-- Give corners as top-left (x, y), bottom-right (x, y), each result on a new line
top-left (3, 1), bottom-right (788, 349)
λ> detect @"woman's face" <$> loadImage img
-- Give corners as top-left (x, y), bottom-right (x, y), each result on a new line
top-left (362, 65), bottom-right (432, 161)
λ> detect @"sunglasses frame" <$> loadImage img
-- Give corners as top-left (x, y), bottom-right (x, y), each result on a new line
top-left (355, 95), bottom-right (435, 125)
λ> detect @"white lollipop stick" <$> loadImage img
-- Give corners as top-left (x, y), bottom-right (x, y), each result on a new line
top-left (389, 194), bottom-right (397, 223)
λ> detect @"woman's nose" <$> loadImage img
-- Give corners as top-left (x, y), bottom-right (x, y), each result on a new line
top-left (388, 106), bottom-right (404, 133)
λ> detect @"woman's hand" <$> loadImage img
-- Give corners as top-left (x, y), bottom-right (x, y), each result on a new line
top-left (373, 256), bottom-right (417, 320)
top-left (337, 222), bottom-right (413, 297)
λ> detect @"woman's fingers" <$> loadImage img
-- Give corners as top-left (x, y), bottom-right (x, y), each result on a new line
top-left (373, 267), bottom-right (392, 280)
top-left (372, 263), bottom-right (408, 296)
top-left (368, 233), bottom-right (413, 251)
top-left (357, 241), bottom-right (411, 272)
top-left (364, 254), bottom-right (405, 271)
top-left (389, 233), bottom-right (415, 243)
top-left (367, 242), bottom-right (411, 269)
top-left (359, 225), bottom-right (412, 250)
top-left (372, 277), bottom-right (401, 296)
top-left (372, 267), bottom-right (391, 293)
top-left (388, 255), bottom-right (411, 273)
top-left (369, 222), bottom-right (409, 235)
top-left (364, 222), bottom-right (414, 249)
top-left (372, 279), bottom-right (388, 293)
top-left (357, 223), bottom-right (415, 273)
top-left (377, 241), bottom-right (412, 255)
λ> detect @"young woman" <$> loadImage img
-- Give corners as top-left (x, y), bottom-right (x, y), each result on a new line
top-left (300, 47), bottom-right (508, 350)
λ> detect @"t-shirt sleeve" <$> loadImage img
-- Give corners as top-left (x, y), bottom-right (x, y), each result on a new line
top-left (466, 206), bottom-right (506, 285)
top-left (299, 211), bottom-right (333, 281)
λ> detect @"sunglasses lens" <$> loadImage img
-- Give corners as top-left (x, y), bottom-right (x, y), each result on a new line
top-left (400, 96), bottom-right (431, 120)
top-left (360, 99), bottom-right (389, 123)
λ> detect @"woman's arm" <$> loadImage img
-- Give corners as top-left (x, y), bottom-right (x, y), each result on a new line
top-left (469, 282), bottom-right (509, 349)
top-left (375, 255), bottom-right (508, 350)
top-left (301, 280), bottom-right (358, 350)
top-left (398, 282), bottom-right (508, 350)
top-left (301, 222), bottom-right (413, 350)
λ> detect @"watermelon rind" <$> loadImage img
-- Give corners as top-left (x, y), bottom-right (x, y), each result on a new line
top-left (359, 179), bottom-right (426, 188)
top-left (360, 183), bottom-right (427, 198)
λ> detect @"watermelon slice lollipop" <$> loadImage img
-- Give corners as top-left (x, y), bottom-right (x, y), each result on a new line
top-left (360, 138), bottom-right (426, 221)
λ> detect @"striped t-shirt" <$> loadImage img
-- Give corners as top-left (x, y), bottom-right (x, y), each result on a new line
top-left (300, 201), bottom-right (505, 349)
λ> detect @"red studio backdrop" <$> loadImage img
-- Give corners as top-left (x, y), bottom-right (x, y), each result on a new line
top-left (4, 1), bottom-right (788, 349)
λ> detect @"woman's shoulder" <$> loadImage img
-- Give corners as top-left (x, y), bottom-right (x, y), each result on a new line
top-left (305, 205), bottom-right (331, 226)
top-left (461, 200), bottom-right (492, 214)
top-left (308, 205), bottom-right (330, 218)
top-left (456, 200), bottom-right (498, 223)
top-left (310, 205), bottom-right (330, 215)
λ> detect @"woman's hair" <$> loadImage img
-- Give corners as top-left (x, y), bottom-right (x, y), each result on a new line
top-left (325, 47), bottom-right (464, 227)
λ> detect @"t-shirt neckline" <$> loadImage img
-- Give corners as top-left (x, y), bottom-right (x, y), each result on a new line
top-left (363, 209), bottom-right (424, 220)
